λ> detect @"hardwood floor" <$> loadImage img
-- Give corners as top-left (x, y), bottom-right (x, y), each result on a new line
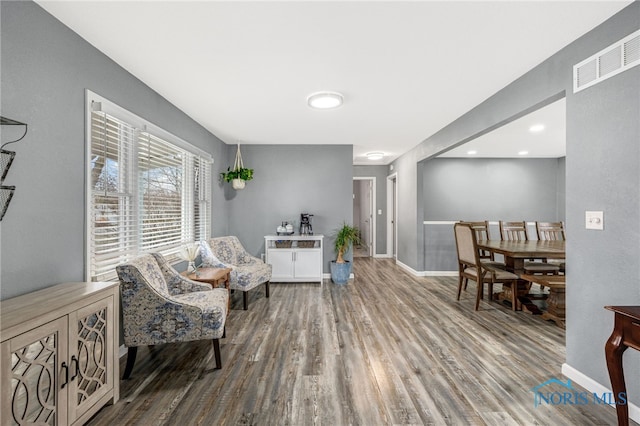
top-left (89, 258), bottom-right (625, 425)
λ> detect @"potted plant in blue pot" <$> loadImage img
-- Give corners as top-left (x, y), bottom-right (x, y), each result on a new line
top-left (330, 223), bottom-right (360, 284)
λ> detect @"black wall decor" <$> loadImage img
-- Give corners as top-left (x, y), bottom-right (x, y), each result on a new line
top-left (1, 116), bottom-right (27, 221)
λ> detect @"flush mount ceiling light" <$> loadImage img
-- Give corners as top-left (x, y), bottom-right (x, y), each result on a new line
top-left (366, 152), bottom-right (384, 161)
top-left (518, 150), bottom-right (529, 156)
top-left (467, 150), bottom-right (477, 155)
top-left (307, 91), bottom-right (343, 109)
top-left (529, 123), bottom-right (545, 133)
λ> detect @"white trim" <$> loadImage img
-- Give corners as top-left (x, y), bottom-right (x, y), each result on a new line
top-left (86, 90), bottom-right (212, 161)
top-left (386, 173), bottom-right (398, 260)
top-left (396, 260), bottom-right (426, 276)
top-left (395, 260), bottom-right (457, 277)
top-left (562, 363), bottom-right (640, 424)
top-left (373, 253), bottom-right (392, 259)
top-left (353, 177), bottom-right (376, 257)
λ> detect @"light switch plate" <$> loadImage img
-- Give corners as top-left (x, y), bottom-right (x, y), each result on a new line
top-left (585, 211), bottom-right (604, 230)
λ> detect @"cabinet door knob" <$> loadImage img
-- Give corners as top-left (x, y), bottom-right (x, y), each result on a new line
top-left (60, 361), bottom-right (69, 389)
top-left (70, 355), bottom-right (79, 381)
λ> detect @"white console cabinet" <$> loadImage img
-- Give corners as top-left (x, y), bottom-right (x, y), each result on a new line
top-left (265, 234), bottom-right (324, 283)
top-left (1, 282), bottom-right (119, 425)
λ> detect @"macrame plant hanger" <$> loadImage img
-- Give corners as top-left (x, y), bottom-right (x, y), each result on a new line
top-left (233, 144), bottom-right (244, 172)
top-left (231, 144), bottom-right (246, 190)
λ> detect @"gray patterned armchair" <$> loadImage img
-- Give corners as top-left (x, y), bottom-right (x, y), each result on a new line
top-left (116, 253), bottom-right (228, 379)
top-left (200, 236), bottom-right (271, 310)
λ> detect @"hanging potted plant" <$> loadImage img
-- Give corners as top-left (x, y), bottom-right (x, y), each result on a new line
top-left (330, 223), bottom-right (360, 284)
top-left (220, 144), bottom-right (254, 190)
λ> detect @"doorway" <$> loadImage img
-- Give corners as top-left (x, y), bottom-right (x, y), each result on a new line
top-left (386, 173), bottom-right (397, 259)
top-left (352, 177), bottom-right (375, 257)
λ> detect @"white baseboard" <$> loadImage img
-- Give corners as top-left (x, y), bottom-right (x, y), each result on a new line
top-left (395, 260), bottom-right (457, 277)
top-left (395, 260), bottom-right (423, 276)
top-left (562, 363), bottom-right (640, 423)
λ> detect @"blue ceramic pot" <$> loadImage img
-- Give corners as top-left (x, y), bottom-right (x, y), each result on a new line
top-left (330, 261), bottom-right (352, 284)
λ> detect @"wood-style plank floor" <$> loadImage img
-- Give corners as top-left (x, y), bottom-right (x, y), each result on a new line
top-left (88, 258), bottom-right (626, 425)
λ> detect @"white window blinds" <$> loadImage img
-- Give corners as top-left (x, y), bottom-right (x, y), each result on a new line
top-left (88, 104), bottom-right (212, 282)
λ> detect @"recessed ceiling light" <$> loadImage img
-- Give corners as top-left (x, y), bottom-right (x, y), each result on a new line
top-left (467, 150), bottom-right (477, 155)
top-left (307, 91), bottom-right (343, 109)
top-left (366, 152), bottom-right (384, 161)
top-left (365, 152), bottom-right (384, 161)
top-left (529, 124), bottom-right (545, 133)
top-left (518, 150), bottom-right (529, 155)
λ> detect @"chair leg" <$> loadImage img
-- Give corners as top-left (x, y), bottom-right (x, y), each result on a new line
top-left (122, 346), bottom-right (138, 380)
top-left (212, 339), bottom-right (222, 369)
top-left (243, 291), bottom-right (249, 310)
top-left (475, 282), bottom-right (483, 311)
top-left (265, 281), bottom-right (270, 298)
top-left (457, 274), bottom-right (464, 301)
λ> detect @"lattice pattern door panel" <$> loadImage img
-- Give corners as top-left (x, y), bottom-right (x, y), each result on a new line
top-left (76, 307), bottom-right (107, 404)
top-left (2, 317), bottom-right (68, 426)
top-left (68, 297), bottom-right (114, 424)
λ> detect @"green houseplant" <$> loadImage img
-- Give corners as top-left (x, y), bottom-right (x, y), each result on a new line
top-left (330, 223), bottom-right (360, 284)
top-left (220, 166), bottom-right (254, 185)
top-left (221, 144), bottom-right (253, 190)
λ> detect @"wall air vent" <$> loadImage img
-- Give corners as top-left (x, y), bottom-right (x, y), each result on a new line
top-left (573, 29), bottom-right (640, 93)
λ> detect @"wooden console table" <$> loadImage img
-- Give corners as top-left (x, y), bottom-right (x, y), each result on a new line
top-left (1, 282), bottom-right (119, 425)
top-left (605, 305), bottom-right (640, 426)
top-left (181, 267), bottom-right (232, 312)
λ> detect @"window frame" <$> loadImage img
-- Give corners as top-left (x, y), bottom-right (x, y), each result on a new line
top-left (85, 90), bottom-right (213, 282)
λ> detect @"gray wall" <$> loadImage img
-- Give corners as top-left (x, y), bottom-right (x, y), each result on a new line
top-left (566, 61), bottom-right (640, 394)
top-left (221, 144), bottom-right (353, 272)
top-left (391, 2), bottom-right (639, 406)
top-left (353, 165), bottom-right (388, 255)
top-left (0, 1), bottom-right (227, 299)
top-left (422, 157), bottom-right (565, 271)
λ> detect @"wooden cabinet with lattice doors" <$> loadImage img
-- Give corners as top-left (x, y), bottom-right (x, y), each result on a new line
top-left (1, 282), bottom-right (119, 426)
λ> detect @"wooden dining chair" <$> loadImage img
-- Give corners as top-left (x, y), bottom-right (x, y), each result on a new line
top-left (536, 221), bottom-right (566, 273)
top-left (454, 223), bottom-right (520, 311)
top-left (499, 220), bottom-right (559, 275)
top-left (499, 221), bottom-right (530, 241)
top-left (536, 221), bottom-right (566, 241)
top-left (460, 221), bottom-right (494, 260)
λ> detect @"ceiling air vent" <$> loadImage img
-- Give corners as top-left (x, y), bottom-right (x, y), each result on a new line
top-left (573, 29), bottom-right (640, 93)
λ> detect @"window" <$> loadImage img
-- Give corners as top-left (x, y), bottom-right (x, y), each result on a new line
top-left (86, 92), bottom-right (212, 281)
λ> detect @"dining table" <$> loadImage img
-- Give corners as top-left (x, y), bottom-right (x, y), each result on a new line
top-left (475, 240), bottom-right (565, 314)
top-left (475, 240), bottom-right (565, 274)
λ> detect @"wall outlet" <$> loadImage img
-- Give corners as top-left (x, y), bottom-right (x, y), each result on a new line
top-left (585, 211), bottom-right (604, 230)
top-left (378, 209), bottom-right (382, 215)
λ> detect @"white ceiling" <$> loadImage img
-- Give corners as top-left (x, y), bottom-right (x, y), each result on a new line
top-left (438, 97), bottom-right (566, 158)
top-left (37, 1), bottom-right (631, 164)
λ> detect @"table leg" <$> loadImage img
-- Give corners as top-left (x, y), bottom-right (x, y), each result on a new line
top-left (224, 272), bottom-right (231, 314)
top-left (605, 319), bottom-right (629, 426)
